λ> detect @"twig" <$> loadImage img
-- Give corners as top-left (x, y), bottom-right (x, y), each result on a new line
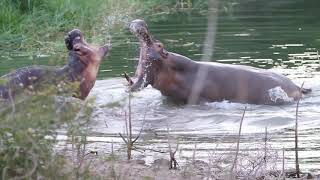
top-left (282, 147), bottom-right (285, 180)
top-left (230, 106), bottom-right (247, 178)
top-left (264, 127), bottom-right (268, 164)
top-left (111, 140), bottom-right (114, 155)
top-left (167, 126), bottom-right (179, 169)
top-left (295, 82), bottom-right (304, 178)
top-left (125, 111), bottom-right (128, 138)
top-left (192, 143), bottom-right (197, 165)
top-left (133, 146), bottom-right (167, 154)
top-left (8, 89), bottom-right (15, 118)
top-left (119, 133), bottom-right (128, 144)
top-left (132, 110), bottom-right (147, 144)
top-left (119, 92), bottom-right (146, 160)
top-left (124, 72), bottom-right (134, 86)
top-left (128, 93), bottom-right (132, 143)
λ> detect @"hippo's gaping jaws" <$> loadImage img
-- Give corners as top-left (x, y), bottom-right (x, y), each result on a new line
top-left (127, 19), bottom-right (311, 105)
top-left (0, 29), bottom-right (109, 101)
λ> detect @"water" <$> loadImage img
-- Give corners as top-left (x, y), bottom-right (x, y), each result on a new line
top-left (2, 0), bottom-right (320, 174)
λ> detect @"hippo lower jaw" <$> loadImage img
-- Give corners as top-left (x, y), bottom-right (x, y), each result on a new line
top-left (129, 78), bottom-right (145, 91)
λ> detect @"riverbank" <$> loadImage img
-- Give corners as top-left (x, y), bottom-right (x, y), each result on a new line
top-left (55, 149), bottom-right (320, 179)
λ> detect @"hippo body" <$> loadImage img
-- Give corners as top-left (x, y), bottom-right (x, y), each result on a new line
top-left (128, 19), bottom-right (311, 105)
top-left (151, 53), bottom-right (304, 104)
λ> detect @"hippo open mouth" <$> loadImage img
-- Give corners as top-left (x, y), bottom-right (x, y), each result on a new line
top-left (128, 19), bottom-right (162, 91)
top-left (129, 19), bottom-right (153, 46)
top-left (65, 29), bottom-right (109, 60)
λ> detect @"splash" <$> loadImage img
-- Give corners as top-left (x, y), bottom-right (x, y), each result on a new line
top-left (268, 86), bottom-right (293, 103)
top-left (102, 11), bottom-right (131, 47)
top-left (206, 100), bottom-right (247, 110)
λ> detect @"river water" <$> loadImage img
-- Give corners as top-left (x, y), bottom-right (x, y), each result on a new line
top-left (1, 0), bottom-right (320, 175)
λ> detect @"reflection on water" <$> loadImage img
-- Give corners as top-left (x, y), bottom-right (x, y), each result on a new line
top-left (1, 0), bottom-right (320, 174)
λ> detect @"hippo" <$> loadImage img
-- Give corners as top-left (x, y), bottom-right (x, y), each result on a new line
top-left (0, 29), bottom-right (109, 102)
top-left (127, 19), bottom-right (311, 105)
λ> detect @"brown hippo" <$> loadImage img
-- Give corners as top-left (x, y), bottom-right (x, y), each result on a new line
top-left (127, 19), bottom-right (311, 105)
top-left (0, 29), bottom-right (109, 101)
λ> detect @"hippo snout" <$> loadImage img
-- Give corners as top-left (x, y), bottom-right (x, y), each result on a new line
top-left (129, 19), bottom-right (149, 36)
top-left (99, 44), bottom-right (110, 58)
top-left (65, 29), bottom-right (84, 50)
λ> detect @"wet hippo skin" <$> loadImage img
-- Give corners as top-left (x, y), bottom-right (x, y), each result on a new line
top-left (127, 19), bottom-right (311, 105)
top-left (0, 29), bottom-right (109, 101)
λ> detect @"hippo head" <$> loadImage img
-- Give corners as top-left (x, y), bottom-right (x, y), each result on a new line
top-left (129, 19), bottom-right (169, 91)
top-left (65, 29), bottom-right (109, 67)
top-left (64, 29), bottom-right (109, 99)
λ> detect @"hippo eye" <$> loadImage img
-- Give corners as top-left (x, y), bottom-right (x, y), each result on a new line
top-left (157, 43), bottom-right (163, 48)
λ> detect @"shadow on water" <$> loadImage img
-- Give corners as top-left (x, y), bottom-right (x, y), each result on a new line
top-left (1, 0), bottom-right (320, 174)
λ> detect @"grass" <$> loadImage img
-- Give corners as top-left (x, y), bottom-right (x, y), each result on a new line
top-left (0, 0), bottom-right (208, 56)
top-left (0, 0), bottom-right (137, 55)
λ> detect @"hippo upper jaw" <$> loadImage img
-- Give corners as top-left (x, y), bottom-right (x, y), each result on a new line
top-left (128, 19), bottom-right (165, 91)
top-left (129, 19), bottom-right (153, 46)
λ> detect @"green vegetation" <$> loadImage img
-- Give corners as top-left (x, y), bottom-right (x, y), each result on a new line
top-left (0, 83), bottom-right (95, 178)
top-left (1, 0), bottom-right (131, 54)
top-left (0, 0), bottom-right (207, 55)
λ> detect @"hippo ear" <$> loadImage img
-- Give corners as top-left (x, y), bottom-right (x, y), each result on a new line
top-left (157, 43), bottom-right (168, 58)
top-left (65, 34), bottom-right (73, 50)
top-left (160, 48), bottom-right (169, 58)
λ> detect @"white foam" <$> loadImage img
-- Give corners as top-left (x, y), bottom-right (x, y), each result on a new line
top-left (206, 100), bottom-right (246, 110)
top-left (268, 86), bottom-right (293, 103)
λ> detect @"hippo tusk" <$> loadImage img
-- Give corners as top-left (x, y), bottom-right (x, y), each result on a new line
top-left (123, 72), bottom-right (134, 86)
top-left (129, 77), bottom-right (144, 91)
top-left (123, 72), bottom-right (145, 92)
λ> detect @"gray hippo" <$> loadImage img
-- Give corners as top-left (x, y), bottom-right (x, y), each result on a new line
top-left (0, 29), bottom-right (109, 101)
top-left (127, 19), bottom-right (311, 105)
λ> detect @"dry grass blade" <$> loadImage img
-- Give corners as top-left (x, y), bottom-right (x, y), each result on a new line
top-left (230, 106), bottom-right (247, 178)
top-left (167, 126), bottom-right (179, 169)
top-left (294, 82), bottom-right (304, 178)
top-left (282, 147), bottom-right (285, 180)
top-left (119, 92), bottom-right (146, 160)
